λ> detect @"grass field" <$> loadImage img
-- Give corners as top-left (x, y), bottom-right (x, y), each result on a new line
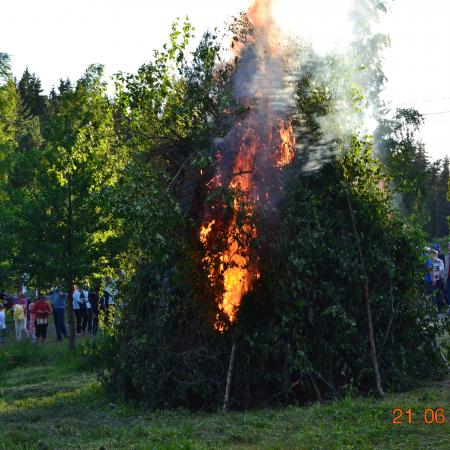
top-left (0, 332), bottom-right (449, 449)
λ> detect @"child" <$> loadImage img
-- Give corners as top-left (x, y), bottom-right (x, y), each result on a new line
top-left (0, 304), bottom-right (6, 345)
top-left (12, 302), bottom-right (29, 341)
top-left (28, 300), bottom-right (37, 343)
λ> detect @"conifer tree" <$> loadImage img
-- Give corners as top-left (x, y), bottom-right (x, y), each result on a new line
top-left (17, 68), bottom-right (46, 117)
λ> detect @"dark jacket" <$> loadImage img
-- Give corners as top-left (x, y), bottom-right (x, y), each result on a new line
top-left (89, 291), bottom-right (99, 315)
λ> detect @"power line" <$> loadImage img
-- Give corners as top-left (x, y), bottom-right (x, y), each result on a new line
top-left (394, 96), bottom-right (450, 106)
top-left (422, 110), bottom-right (450, 116)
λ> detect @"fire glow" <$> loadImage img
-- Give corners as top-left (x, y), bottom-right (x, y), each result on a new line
top-left (200, 0), bottom-right (296, 327)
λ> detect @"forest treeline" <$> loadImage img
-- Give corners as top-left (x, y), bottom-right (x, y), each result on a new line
top-left (0, 4), bottom-right (449, 409)
top-left (1, 49), bottom-right (449, 292)
top-left (376, 108), bottom-right (450, 237)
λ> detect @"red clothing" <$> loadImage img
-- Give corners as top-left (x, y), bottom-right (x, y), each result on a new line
top-left (28, 303), bottom-right (36, 335)
top-left (34, 300), bottom-right (52, 323)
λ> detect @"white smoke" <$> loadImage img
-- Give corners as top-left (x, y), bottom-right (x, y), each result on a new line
top-left (235, 0), bottom-right (391, 171)
top-left (271, 0), bottom-right (354, 55)
top-left (215, 0), bottom-right (391, 173)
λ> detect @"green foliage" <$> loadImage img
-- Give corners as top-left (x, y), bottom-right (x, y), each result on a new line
top-left (0, 340), bottom-right (89, 378)
top-left (0, 62), bottom-right (127, 289)
top-left (105, 130), bottom-right (448, 409)
top-left (377, 108), bottom-right (450, 237)
top-left (427, 157), bottom-right (450, 237)
top-left (99, 20), bottom-right (255, 409)
top-left (376, 108), bottom-right (428, 216)
top-left (17, 67), bottom-right (46, 117)
top-left (233, 138), bottom-right (447, 407)
top-left (97, 17), bottom-right (449, 410)
top-left (1, 340), bottom-right (449, 449)
top-left (110, 21), bottom-right (232, 274)
top-left (0, 12), bottom-right (448, 416)
top-left (38, 63), bottom-right (126, 282)
top-left (0, 53), bottom-right (21, 285)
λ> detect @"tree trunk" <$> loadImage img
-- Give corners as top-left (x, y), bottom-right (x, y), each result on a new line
top-left (345, 189), bottom-right (384, 398)
top-left (67, 174), bottom-right (76, 350)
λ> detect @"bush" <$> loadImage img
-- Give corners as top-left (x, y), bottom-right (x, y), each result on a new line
top-left (102, 139), bottom-right (449, 410)
top-left (230, 139), bottom-right (448, 406)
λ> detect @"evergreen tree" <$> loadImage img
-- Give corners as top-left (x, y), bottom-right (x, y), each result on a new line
top-left (0, 53), bottom-right (19, 284)
top-left (428, 160), bottom-right (440, 237)
top-left (376, 108), bottom-right (430, 219)
top-left (427, 158), bottom-right (450, 238)
top-left (0, 55), bottom-right (46, 287)
top-left (17, 68), bottom-right (46, 117)
top-left (57, 78), bottom-right (72, 95)
top-left (438, 157), bottom-right (450, 236)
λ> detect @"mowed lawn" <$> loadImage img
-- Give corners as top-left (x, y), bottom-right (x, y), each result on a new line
top-left (0, 334), bottom-right (449, 450)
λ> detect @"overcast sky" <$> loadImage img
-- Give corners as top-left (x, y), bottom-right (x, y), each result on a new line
top-left (1, 0), bottom-right (449, 159)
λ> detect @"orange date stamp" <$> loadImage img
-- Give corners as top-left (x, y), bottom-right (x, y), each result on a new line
top-left (391, 408), bottom-right (446, 425)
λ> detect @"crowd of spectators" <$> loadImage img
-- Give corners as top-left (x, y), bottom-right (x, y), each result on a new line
top-left (0, 275), bottom-right (123, 345)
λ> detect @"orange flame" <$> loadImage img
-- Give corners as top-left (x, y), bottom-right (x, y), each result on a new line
top-left (247, 0), bottom-right (274, 30)
top-left (275, 119), bottom-right (295, 167)
top-left (200, 219), bottom-right (216, 245)
top-left (200, 0), bottom-right (296, 328)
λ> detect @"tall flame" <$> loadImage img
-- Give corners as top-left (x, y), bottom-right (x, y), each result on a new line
top-left (200, 0), bottom-right (296, 327)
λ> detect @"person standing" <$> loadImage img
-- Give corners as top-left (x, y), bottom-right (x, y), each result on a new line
top-left (12, 302), bottom-right (28, 341)
top-left (13, 294), bottom-right (28, 315)
top-left (73, 285), bottom-right (88, 335)
top-left (424, 264), bottom-right (434, 300)
top-left (444, 242), bottom-right (450, 312)
top-left (0, 304), bottom-right (7, 345)
top-left (79, 286), bottom-right (88, 334)
top-left (89, 285), bottom-right (100, 336)
top-left (34, 295), bottom-right (52, 343)
top-left (50, 288), bottom-right (68, 341)
top-left (84, 284), bottom-right (92, 333)
top-left (434, 243), bottom-right (445, 265)
top-left (117, 270), bottom-right (127, 312)
top-left (28, 299), bottom-right (37, 343)
top-left (434, 244), bottom-right (447, 302)
top-left (103, 276), bottom-right (117, 325)
top-left (73, 286), bottom-right (82, 335)
top-left (431, 249), bottom-right (446, 308)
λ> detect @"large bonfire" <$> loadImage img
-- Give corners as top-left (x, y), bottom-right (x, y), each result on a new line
top-left (200, 0), bottom-right (296, 327)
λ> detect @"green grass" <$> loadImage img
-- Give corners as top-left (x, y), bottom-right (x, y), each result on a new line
top-left (0, 340), bottom-right (449, 449)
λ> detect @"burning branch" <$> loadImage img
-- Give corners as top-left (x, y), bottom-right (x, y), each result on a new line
top-left (199, 0), bottom-right (296, 329)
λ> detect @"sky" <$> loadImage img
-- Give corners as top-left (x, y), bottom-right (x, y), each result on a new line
top-left (1, 0), bottom-right (449, 159)
top-left (381, 0), bottom-right (450, 161)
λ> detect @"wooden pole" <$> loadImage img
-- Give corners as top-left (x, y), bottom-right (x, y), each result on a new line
top-left (223, 342), bottom-right (237, 413)
top-left (345, 189), bottom-right (384, 399)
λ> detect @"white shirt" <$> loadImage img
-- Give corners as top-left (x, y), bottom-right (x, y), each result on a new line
top-left (0, 310), bottom-right (6, 329)
top-left (105, 283), bottom-right (117, 306)
top-left (433, 258), bottom-right (445, 281)
top-left (72, 289), bottom-right (80, 309)
top-left (73, 289), bottom-right (89, 307)
top-left (85, 291), bottom-right (91, 309)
